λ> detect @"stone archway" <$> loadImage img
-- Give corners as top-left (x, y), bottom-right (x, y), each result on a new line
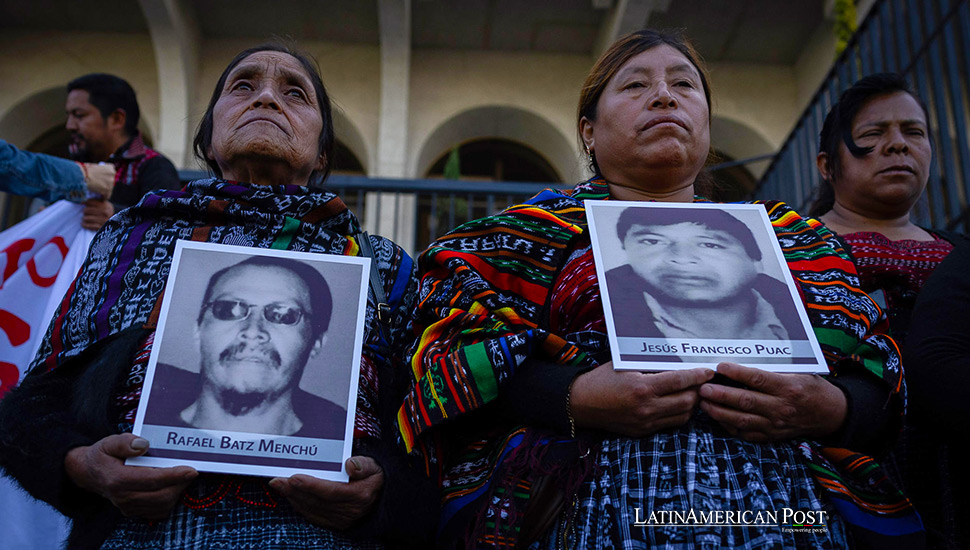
top-left (0, 88), bottom-right (68, 149)
top-left (424, 137), bottom-right (561, 182)
top-left (413, 105), bottom-right (580, 183)
top-left (710, 116), bottom-right (776, 179)
top-left (709, 116), bottom-right (778, 200)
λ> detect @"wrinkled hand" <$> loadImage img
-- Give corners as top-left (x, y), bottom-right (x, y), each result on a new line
top-left (81, 162), bottom-right (115, 197)
top-left (699, 362), bottom-right (847, 442)
top-left (81, 198), bottom-right (114, 230)
top-left (570, 362), bottom-right (714, 437)
top-left (269, 456), bottom-right (383, 530)
top-left (64, 433), bottom-right (198, 520)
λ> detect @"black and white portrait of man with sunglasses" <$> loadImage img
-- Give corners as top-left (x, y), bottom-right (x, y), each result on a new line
top-left (130, 243), bottom-right (370, 478)
top-left (148, 255), bottom-right (347, 441)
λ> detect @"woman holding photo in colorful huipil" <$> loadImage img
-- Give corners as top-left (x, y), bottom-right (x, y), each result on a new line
top-left (399, 29), bottom-right (922, 550)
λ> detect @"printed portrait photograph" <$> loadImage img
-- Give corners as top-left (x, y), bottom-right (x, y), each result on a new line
top-left (129, 241), bottom-right (369, 481)
top-left (586, 201), bottom-right (826, 373)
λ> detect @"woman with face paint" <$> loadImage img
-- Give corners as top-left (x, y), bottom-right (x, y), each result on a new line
top-left (811, 73), bottom-right (964, 550)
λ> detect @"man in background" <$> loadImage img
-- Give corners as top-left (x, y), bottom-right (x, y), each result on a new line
top-left (65, 73), bottom-right (180, 229)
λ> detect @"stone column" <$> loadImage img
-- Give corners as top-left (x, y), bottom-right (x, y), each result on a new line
top-left (368, 0), bottom-right (417, 253)
top-left (138, 0), bottom-right (200, 168)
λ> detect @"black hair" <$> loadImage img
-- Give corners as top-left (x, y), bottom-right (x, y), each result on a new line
top-left (616, 206), bottom-right (762, 260)
top-left (198, 255), bottom-right (333, 338)
top-left (67, 73), bottom-right (140, 137)
top-left (193, 42), bottom-right (335, 186)
top-left (810, 72), bottom-right (930, 217)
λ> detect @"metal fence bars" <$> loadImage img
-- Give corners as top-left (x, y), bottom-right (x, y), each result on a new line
top-left (755, 0), bottom-right (970, 232)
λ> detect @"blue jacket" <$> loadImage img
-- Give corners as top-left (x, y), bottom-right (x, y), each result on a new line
top-left (0, 139), bottom-right (86, 202)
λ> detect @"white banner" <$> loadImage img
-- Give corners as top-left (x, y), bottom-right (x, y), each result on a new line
top-left (0, 201), bottom-right (94, 396)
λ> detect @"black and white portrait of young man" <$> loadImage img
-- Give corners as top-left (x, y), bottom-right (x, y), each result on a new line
top-left (587, 202), bottom-right (824, 372)
top-left (133, 242), bottom-right (368, 478)
top-left (606, 206), bottom-right (807, 341)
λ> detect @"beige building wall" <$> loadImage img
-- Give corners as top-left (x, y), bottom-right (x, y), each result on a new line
top-left (0, 4), bottom-right (849, 246)
top-left (794, 24), bottom-right (839, 110)
top-left (709, 63), bottom-right (799, 149)
top-left (707, 62), bottom-right (800, 178)
top-left (0, 32), bottom-right (830, 177)
top-left (407, 49), bottom-right (590, 182)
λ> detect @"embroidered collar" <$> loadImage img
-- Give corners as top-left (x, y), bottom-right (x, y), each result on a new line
top-left (110, 133), bottom-right (148, 161)
top-left (570, 176), bottom-right (710, 203)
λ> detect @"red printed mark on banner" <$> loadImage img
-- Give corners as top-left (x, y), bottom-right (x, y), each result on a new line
top-left (0, 362), bottom-right (19, 397)
top-left (0, 236), bottom-right (72, 398)
top-left (0, 309), bottom-right (30, 347)
top-left (27, 237), bottom-right (69, 287)
top-left (0, 238), bottom-right (36, 288)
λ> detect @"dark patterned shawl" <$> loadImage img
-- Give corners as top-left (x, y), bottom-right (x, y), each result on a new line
top-left (32, 178), bottom-right (413, 373)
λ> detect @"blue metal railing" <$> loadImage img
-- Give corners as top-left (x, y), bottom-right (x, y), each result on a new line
top-left (755, 0), bottom-right (970, 231)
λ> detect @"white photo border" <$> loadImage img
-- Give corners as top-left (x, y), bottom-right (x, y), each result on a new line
top-left (128, 240), bottom-right (370, 481)
top-left (586, 200), bottom-right (827, 373)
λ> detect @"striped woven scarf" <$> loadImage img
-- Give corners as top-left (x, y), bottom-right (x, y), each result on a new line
top-left (32, 178), bottom-right (364, 373)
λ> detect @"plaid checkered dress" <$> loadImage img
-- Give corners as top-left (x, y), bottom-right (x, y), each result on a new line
top-left (101, 477), bottom-right (384, 550)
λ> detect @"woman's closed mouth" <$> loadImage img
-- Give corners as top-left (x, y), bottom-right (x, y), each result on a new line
top-left (878, 164), bottom-right (915, 175)
top-left (240, 116), bottom-right (289, 135)
top-left (641, 115), bottom-right (688, 132)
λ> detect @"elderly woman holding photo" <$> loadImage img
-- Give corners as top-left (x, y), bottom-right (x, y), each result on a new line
top-left (400, 30), bottom-right (920, 549)
top-left (810, 73), bottom-right (964, 550)
top-left (0, 44), bottom-right (434, 550)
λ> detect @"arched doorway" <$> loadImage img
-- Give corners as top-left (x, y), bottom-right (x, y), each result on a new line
top-left (708, 116), bottom-right (775, 201)
top-left (425, 138), bottom-right (560, 182)
top-left (331, 141), bottom-right (366, 176)
top-left (331, 108), bottom-right (369, 176)
top-left (413, 105), bottom-right (578, 182)
top-left (26, 123), bottom-right (158, 158)
top-left (327, 140), bottom-right (367, 221)
top-left (0, 87), bottom-right (158, 228)
top-left (326, 110), bottom-right (370, 222)
top-left (417, 138), bottom-right (562, 247)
